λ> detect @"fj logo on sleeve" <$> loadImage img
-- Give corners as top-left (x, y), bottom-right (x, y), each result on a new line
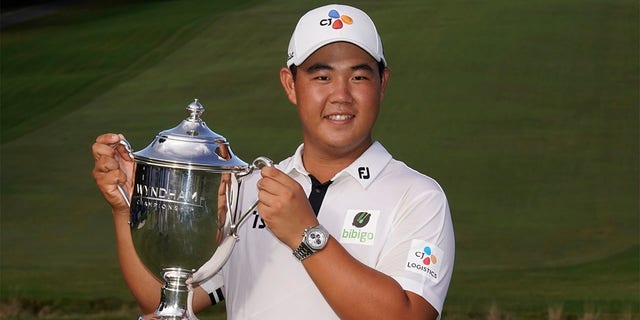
top-left (340, 209), bottom-right (379, 245)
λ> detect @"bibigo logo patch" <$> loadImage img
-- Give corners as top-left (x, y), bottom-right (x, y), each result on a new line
top-left (319, 9), bottom-right (353, 29)
top-left (340, 209), bottom-right (378, 245)
top-left (405, 239), bottom-right (444, 283)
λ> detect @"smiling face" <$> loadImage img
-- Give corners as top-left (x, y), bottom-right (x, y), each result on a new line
top-left (280, 42), bottom-right (390, 161)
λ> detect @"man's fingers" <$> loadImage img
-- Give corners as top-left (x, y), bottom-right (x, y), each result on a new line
top-left (256, 175), bottom-right (284, 198)
top-left (92, 133), bottom-right (128, 160)
top-left (113, 136), bottom-right (134, 161)
top-left (260, 166), bottom-right (286, 180)
top-left (95, 133), bottom-right (121, 145)
top-left (93, 162), bottom-right (126, 184)
top-left (91, 133), bottom-right (134, 211)
top-left (92, 141), bottom-right (115, 161)
top-left (95, 156), bottom-right (120, 173)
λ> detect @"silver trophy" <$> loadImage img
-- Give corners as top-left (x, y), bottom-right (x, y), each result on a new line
top-left (116, 99), bottom-right (271, 319)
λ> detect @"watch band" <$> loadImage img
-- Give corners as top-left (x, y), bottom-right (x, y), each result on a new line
top-left (293, 242), bottom-right (314, 261)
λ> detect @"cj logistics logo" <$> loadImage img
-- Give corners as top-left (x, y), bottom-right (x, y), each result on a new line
top-left (320, 9), bottom-right (353, 29)
top-left (405, 240), bottom-right (443, 283)
top-left (416, 246), bottom-right (438, 266)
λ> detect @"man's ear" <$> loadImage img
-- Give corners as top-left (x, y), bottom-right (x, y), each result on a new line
top-left (280, 67), bottom-right (297, 105)
top-left (379, 67), bottom-right (391, 102)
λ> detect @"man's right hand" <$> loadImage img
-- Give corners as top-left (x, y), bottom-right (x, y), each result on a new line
top-left (92, 133), bottom-right (135, 214)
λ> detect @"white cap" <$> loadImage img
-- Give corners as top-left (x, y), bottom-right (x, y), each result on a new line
top-left (286, 4), bottom-right (386, 67)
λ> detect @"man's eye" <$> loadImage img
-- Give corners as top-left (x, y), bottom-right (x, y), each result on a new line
top-left (315, 76), bottom-right (329, 81)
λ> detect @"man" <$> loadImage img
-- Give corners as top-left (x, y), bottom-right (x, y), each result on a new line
top-left (92, 4), bottom-right (454, 319)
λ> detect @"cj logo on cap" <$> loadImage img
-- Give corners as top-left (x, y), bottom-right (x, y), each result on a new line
top-left (320, 9), bottom-right (353, 29)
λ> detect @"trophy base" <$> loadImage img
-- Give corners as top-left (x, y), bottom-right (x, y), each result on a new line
top-left (153, 268), bottom-right (198, 320)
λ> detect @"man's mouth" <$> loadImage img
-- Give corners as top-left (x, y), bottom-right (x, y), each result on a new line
top-left (325, 114), bottom-right (354, 121)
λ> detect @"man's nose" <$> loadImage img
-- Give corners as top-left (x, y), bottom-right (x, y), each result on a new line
top-left (330, 77), bottom-right (353, 103)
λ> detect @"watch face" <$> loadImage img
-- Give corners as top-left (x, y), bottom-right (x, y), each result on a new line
top-left (306, 229), bottom-right (328, 250)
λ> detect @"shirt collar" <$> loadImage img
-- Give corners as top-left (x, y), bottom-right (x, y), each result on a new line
top-left (279, 143), bottom-right (308, 176)
top-left (280, 142), bottom-right (393, 189)
top-left (337, 141), bottom-right (392, 189)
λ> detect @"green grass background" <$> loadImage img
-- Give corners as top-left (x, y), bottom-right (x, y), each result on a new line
top-left (1, 0), bottom-right (638, 319)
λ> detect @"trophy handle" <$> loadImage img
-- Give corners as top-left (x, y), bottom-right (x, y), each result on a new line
top-left (112, 139), bottom-right (135, 208)
top-left (117, 185), bottom-right (131, 208)
top-left (236, 156), bottom-right (273, 179)
top-left (188, 235), bottom-right (237, 284)
top-left (230, 156), bottom-right (273, 237)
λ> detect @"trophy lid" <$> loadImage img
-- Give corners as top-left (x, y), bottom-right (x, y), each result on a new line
top-left (133, 99), bottom-right (248, 172)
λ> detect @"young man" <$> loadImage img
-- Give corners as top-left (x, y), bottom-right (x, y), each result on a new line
top-left (92, 4), bottom-right (454, 319)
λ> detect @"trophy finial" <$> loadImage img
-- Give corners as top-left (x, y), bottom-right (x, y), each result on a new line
top-left (186, 98), bottom-right (205, 121)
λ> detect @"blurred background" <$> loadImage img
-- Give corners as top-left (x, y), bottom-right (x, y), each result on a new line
top-left (1, 0), bottom-right (638, 319)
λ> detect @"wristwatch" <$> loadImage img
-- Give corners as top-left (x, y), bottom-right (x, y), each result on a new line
top-left (293, 224), bottom-right (329, 261)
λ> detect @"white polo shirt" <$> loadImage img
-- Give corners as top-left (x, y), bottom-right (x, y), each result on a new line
top-left (201, 141), bottom-right (455, 319)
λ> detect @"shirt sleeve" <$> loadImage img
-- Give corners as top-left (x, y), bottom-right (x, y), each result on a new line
top-left (375, 183), bottom-right (455, 316)
top-left (198, 272), bottom-right (225, 305)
